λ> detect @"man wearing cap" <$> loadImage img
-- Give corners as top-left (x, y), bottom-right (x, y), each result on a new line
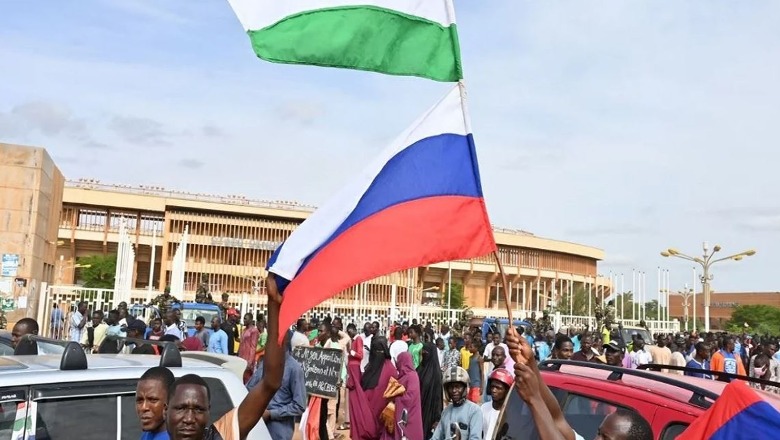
top-left (604, 340), bottom-right (625, 367)
top-left (124, 319), bottom-right (148, 353)
top-left (222, 309), bottom-right (240, 356)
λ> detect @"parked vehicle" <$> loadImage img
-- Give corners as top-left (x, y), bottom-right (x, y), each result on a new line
top-left (494, 359), bottom-right (780, 440)
top-left (173, 302), bottom-right (222, 337)
top-left (131, 302), bottom-right (222, 337)
top-left (613, 324), bottom-right (654, 346)
top-left (481, 318), bottom-right (529, 343)
top-left (0, 337), bottom-right (270, 440)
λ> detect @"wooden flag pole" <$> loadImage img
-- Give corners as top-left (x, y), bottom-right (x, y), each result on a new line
top-left (493, 250), bottom-right (515, 325)
top-left (494, 250), bottom-right (530, 364)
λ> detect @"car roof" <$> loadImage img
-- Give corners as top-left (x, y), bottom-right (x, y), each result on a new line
top-left (0, 353), bottom-right (223, 372)
top-left (175, 302), bottom-right (220, 310)
top-left (541, 364), bottom-right (709, 414)
top-left (542, 362), bottom-right (780, 411)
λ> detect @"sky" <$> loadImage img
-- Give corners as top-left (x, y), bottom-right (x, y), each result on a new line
top-left (1, 1), bottom-right (779, 295)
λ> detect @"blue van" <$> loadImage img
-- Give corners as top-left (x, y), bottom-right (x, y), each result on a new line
top-left (130, 302), bottom-right (222, 337)
top-left (481, 317), bottom-right (530, 343)
top-left (173, 302), bottom-right (223, 337)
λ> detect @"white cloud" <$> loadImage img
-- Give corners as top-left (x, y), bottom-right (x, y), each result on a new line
top-left (1, 0), bottom-right (779, 292)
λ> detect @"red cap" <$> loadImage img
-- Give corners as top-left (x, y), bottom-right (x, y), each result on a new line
top-left (489, 368), bottom-right (514, 389)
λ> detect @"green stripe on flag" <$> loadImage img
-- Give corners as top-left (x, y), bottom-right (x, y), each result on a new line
top-left (248, 6), bottom-right (462, 82)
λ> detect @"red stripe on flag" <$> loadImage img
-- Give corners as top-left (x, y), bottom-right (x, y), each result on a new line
top-left (278, 195), bottom-right (496, 334)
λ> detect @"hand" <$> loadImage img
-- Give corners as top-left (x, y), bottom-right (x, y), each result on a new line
top-left (514, 362), bottom-right (541, 404)
top-left (262, 410), bottom-right (270, 421)
top-left (266, 274), bottom-right (283, 305)
top-left (505, 327), bottom-right (532, 365)
top-left (450, 423), bottom-right (462, 440)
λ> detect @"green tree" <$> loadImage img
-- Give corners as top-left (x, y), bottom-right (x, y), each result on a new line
top-left (439, 283), bottom-right (471, 328)
top-left (726, 305), bottom-right (780, 336)
top-left (554, 286), bottom-right (593, 316)
top-left (440, 283), bottom-right (465, 310)
top-left (77, 254), bottom-right (117, 289)
top-left (612, 292), bottom-right (636, 320)
top-left (643, 299), bottom-right (660, 320)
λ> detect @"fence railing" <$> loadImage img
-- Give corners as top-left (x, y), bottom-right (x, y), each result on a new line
top-left (39, 285), bottom-right (679, 340)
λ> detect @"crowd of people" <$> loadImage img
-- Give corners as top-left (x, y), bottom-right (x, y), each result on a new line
top-left (533, 323), bottom-right (780, 392)
top-left (12, 285), bottom-right (780, 440)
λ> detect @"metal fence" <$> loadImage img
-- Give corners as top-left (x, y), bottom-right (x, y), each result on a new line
top-left (38, 285), bottom-right (679, 340)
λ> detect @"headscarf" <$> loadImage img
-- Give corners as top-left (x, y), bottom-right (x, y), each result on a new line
top-left (417, 341), bottom-right (443, 436)
top-left (396, 352), bottom-right (416, 379)
top-left (362, 336), bottom-right (390, 390)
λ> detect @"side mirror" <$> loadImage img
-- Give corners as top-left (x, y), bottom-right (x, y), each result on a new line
top-left (401, 409), bottom-right (408, 424)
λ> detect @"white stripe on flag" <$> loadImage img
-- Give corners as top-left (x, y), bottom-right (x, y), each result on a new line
top-left (269, 84), bottom-right (468, 281)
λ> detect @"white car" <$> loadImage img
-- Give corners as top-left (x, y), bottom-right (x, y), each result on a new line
top-left (0, 342), bottom-right (271, 440)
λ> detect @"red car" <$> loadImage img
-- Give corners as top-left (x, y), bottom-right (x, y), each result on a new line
top-left (494, 360), bottom-right (780, 440)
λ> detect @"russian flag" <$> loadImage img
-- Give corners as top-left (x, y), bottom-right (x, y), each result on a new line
top-left (678, 381), bottom-right (780, 439)
top-left (268, 83), bottom-right (497, 334)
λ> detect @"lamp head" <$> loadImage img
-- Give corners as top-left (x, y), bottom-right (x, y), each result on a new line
top-left (660, 251), bottom-right (670, 257)
top-left (732, 256), bottom-right (743, 261)
top-left (713, 245), bottom-right (722, 252)
top-left (745, 250), bottom-right (756, 256)
top-left (667, 248), bottom-right (680, 255)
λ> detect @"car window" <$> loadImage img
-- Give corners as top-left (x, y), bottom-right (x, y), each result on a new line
top-left (204, 377), bottom-right (234, 423)
top-left (33, 380), bottom-right (137, 440)
top-left (562, 394), bottom-right (626, 440)
top-left (119, 377), bottom-right (234, 440)
top-left (662, 423), bottom-right (689, 440)
top-left (36, 394), bottom-right (118, 440)
top-left (494, 386), bottom-right (562, 440)
top-left (0, 389), bottom-right (27, 438)
top-left (621, 328), bottom-right (653, 345)
top-left (0, 340), bottom-right (14, 356)
top-left (120, 394), bottom-right (141, 440)
top-left (181, 308), bottom-right (220, 328)
top-left (29, 377), bottom-right (234, 440)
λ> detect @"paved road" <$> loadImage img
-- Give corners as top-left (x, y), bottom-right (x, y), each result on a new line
top-left (292, 426), bottom-right (351, 440)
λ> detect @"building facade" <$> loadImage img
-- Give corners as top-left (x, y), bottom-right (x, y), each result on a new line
top-left (668, 291), bottom-right (780, 330)
top-left (0, 143), bottom-right (64, 319)
top-left (56, 180), bottom-right (610, 319)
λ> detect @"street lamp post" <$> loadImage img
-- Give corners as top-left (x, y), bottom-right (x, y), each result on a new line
top-left (672, 287), bottom-right (694, 331)
top-left (661, 242), bottom-right (755, 332)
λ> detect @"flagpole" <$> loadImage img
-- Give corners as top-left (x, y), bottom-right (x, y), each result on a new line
top-left (632, 269), bottom-right (636, 321)
top-left (447, 261), bottom-right (452, 324)
top-left (692, 266), bottom-right (697, 332)
top-left (456, 81), bottom-right (517, 339)
top-left (493, 251), bottom-right (515, 326)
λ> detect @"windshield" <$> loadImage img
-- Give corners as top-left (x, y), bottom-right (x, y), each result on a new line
top-left (621, 328), bottom-right (654, 345)
top-left (179, 307), bottom-right (220, 328)
top-left (494, 323), bottom-right (509, 340)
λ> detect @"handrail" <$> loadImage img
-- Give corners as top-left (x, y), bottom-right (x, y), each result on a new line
top-left (539, 359), bottom-right (719, 409)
